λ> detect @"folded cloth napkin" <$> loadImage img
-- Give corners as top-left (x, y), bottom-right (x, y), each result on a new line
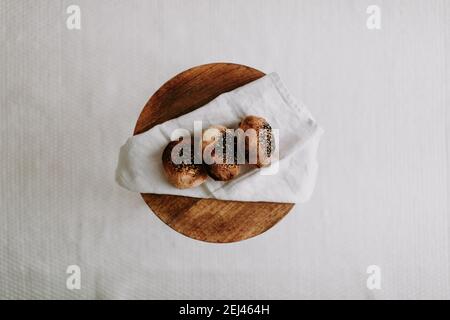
top-left (116, 73), bottom-right (323, 203)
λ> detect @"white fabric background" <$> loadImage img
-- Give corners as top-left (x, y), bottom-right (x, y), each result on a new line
top-left (0, 0), bottom-right (449, 299)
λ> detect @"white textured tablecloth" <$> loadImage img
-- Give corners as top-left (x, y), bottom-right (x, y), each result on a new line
top-left (1, 0), bottom-right (449, 299)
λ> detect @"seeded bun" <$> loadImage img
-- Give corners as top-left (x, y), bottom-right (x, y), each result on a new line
top-left (202, 125), bottom-right (240, 181)
top-left (162, 139), bottom-right (207, 189)
top-left (202, 125), bottom-right (227, 150)
top-left (238, 115), bottom-right (274, 168)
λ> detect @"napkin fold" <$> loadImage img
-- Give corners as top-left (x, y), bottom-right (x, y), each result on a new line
top-left (116, 73), bottom-right (323, 203)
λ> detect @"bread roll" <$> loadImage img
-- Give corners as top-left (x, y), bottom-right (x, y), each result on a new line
top-left (162, 139), bottom-right (207, 189)
top-left (238, 115), bottom-right (274, 168)
top-left (202, 125), bottom-right (240, 181)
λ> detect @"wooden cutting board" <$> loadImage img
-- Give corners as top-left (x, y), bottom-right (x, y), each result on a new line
top-left (134, 63), bottom-right (294, 243)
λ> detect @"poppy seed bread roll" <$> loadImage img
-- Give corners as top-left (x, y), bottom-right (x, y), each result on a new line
top-left (162, 139), bottom-right (207, 189)
top-left (238, 115), bottom-right (275, 168)
top-left (202, 125), bottom-right (240, 181)
top-left (202, 125), bottom-right (227, 151)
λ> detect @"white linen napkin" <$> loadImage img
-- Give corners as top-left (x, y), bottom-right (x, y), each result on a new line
top-left (116, 73), bottom-right (323, 203)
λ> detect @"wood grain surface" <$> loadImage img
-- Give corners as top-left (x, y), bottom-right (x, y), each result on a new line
top-left (134, 63), bottom-right (294, 243)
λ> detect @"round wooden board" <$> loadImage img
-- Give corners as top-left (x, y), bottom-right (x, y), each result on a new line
top-left (134, 63), bottom-right (294, 243)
